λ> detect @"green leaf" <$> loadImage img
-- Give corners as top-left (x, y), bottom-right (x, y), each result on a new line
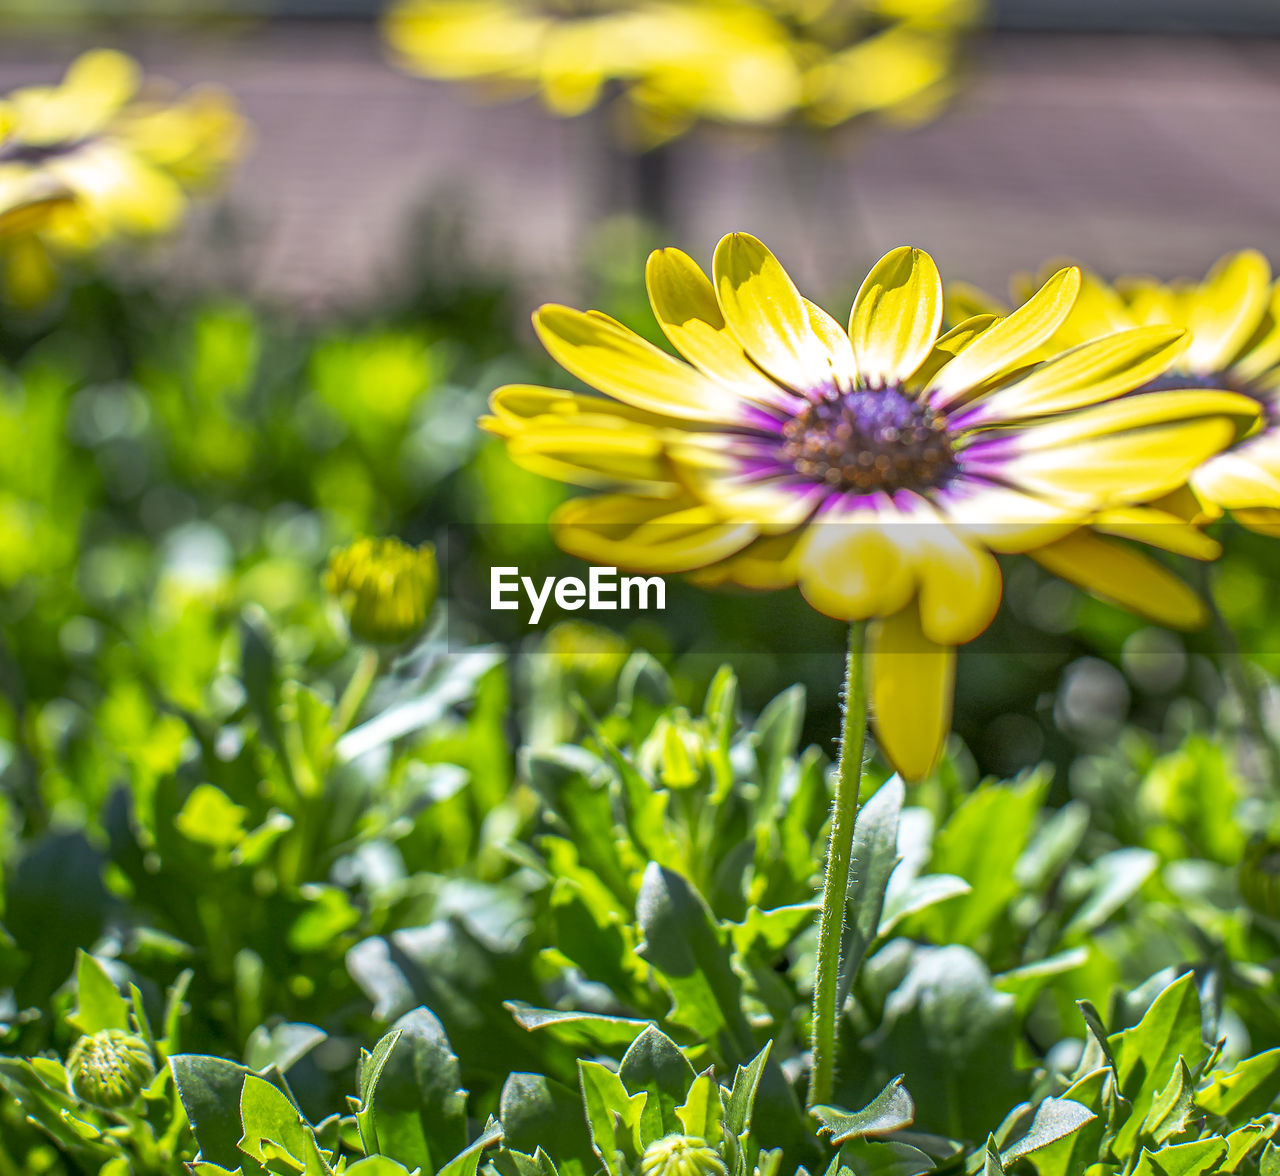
top-left (1064, 849), bottom-right (1158, 938)
top-left (619, 1024), bottom-right (697, 1143)
top-left (723, 1042), bottom-right (772, 1137)
top-left (174, 784), bottom-right (249, 851)
top-left (362, 1007), bottom-right (468, 1176)
top-left (912, 776), bottom-right (1048, 946)
top-left (437, 1119), bottom-right (504, 1176)
top-left (1110, 974), bottom-right (1210, 1158)
top-left (1143, 1059), bottom-right (1194, 1146)
top-left (1132, 1139), bottom-right (1227, 1176)
top-left (636, 863), bottom-right (754, 1062)
top-left (1025, 1071), bottom-right (1108, 1176)
top-left (505, 1003), bottom-right (651, 1049)
top-left (1222, 1121), bottom-right (1278, 1173)
top-left (345, 1161), bottom-right (418, 1176)
top-left (812, 1075), bottom-right (915, 1145)
top-left (499, 1072), bottom-right (593, 1174)
top-left (170, 1054), bottom-right (254, 1168)
top-left (838, 778), bottom-right (904, 1005)
top-left (1198, 1049), bottom-right (1280, 1120)
top-left (245, 1024), bottom-right (326, 1075)
top-left (834, 1141), bottom-right (935, 1176)
top-left (1002, 1098), bottom-right (1097, 1165)
top-left (239, 1074), bottom-right (308, 1168)
top-left (676, 1072), bottom-right (724, 1147)
top-left (578, 1060), bottom-right (646, 1176)
top-left (69, 950), bottom-right (130, 1035)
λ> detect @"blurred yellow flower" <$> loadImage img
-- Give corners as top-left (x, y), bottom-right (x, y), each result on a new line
top-left (482, 234), bottom-right (1259, 779)
top-left (0, 49), bottom-right (245, 305)
top-left (383, 0), bottom-right (980, 143)
top-left (958, 251), bottom-right (1280, 538)
top-left (325, 536), bottom-right (439, 647)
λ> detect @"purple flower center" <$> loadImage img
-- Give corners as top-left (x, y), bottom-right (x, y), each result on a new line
top-left (779, 386), bottom-right (958, 494)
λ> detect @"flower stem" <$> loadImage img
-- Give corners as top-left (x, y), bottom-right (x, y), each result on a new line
top-left (808, 621), bottom-right (868, 1110)
top-left (1197, 561), bottom-right (1280, 794)
top-left (333, 645), bottom-right (380, 735)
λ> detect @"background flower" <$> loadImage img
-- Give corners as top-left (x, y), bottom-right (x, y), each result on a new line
top-left (0, 48), bottom-right (245, 305)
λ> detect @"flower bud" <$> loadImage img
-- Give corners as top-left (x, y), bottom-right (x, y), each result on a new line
top-left (1240, 838), bottom-right (1280, 920)
top-left (640, 1136), bottom-right (728, 1176)
top-left (66, 1030), bottom-right (155, 1111)
top-left (325, 536), bottom-right (437, 646)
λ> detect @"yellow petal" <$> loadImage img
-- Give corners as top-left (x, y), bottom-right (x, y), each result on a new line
top-left (1008, 388), bottom-right (1258, 449)
top-left (534, 305), bottom-right (739, 422)
top-left (935, 478), bottom-right (1081, 553)
top-left (796, 507), bottom-right (916, 622)
top-left (713, 232), bottom-right (831, 391)
top-left (1000, 417), bottom-right (1237, 507)
top-left (485, 383), bottom-right (694, 434)
top-left (1230, 282), bottom-right (1280, 384)
top-left (868, 603), bottom-right (955, 782)
top-left (1192, 438), bottom-right (1280, 510)
top-left (689, 531), bottom-right (804, 591)
top-left (1185, 250), bottom-right (1272, 373)
top-left (806, 299), bottom-right (858, 386)
top-left (963, 326), bottom-right (1187, 425)
top-left (1091, 506), bottom-right (1220, 560)
top-left (644, 247), bottom-right (793, 408)
top-left (506, 423), bottom-right (676, 489)
top-left (943, 280), bottom-right (1005, 326)
top-left (1052, 267), bottom-right (1138, 346)
top-left (1232, 507), bottom-right (1280, 536)
top-left (928, 267), bottom-right (1080, 408)
top-left (901, 496), bottom-right (1003, 644)
top-left (848, 246), bottom-right (943, 386)
top-left (1029, 530), bottom-right (1206, 629)
top-left (908, 313), bottom-right (998, 391)
top-left (553, 493), bottom-right (758, 573)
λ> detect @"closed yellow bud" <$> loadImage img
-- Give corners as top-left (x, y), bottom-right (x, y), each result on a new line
top-left (325, 536), bottom-right (438, 646)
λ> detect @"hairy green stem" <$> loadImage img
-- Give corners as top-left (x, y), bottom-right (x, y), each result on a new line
top-left (808, 622), bottom-right (868, 1110)
top-left (333, 645), bottom-right (380, 735)
top-left (1197, 561), bottom-right (1280, 794)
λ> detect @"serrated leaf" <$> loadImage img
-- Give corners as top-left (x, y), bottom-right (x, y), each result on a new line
top-left (1132, 1138), bottom-right (1226, 1176)
top-left (1110, 975), bottom-right (1210, 1158)
top-left (837, 777), bottom-right (904, 1007)
top-left (620, 1025), bottom-right (697, 1143)
top-left (1025, 1071), bottom-right (1108, 1176)
top-left (723, 1042), bottom-right (772, 1137)
top-left (677, 1072), bottom-right (724, 1147)
top-left (506, 1003), bottom-right (651, 1048)
top-left (239, 1074), bottom-right (307, 1167)
top-left (363, 1007), bottom-right (468, 1175)
top-left (636, 863), bottom-right (753, 1062)
top-left (1144, 1059), bottom-right (1194, 1146)
top-left (812, 1076), bottom-right (915, 1145)
top-left (579, 1060), bottom-right (646, 1176)
top-left (499, 1072), bottom-right (592, 1175)
top-left (1002, 1098), bottom-right (1097, 1165)
top-left (1198, 1049), bottom-right (1280, 1121)
top-left (1222, 1121), bottom-right (1278, 1173)
top-left (437, 1119), bottom-right (503, 1176)
top-left (170, 1054), bottom-right (255, 1168)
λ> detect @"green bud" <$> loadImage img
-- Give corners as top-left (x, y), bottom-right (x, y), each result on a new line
top-left (66, 1030), bottom-right (155, 1111)
top-left (1240, 838), bottom-right (1280, 920)
top-left (325, 536), bottom-right (437, 646)
top-left (640, 1136), bottom-right (728, 1176)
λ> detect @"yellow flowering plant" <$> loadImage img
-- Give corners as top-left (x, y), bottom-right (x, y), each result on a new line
top-left (481, 231), bottom-right (1261, 1107)
top-left (382, 0), bottom-right (979, 144)
top-left (0, 49), bottom-right (245, 305)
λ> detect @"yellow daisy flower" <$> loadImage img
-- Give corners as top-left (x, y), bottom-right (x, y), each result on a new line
top-left (1005, 252), bottom-right (1280, 537)
top-left (0, 49), bottom-right (245, 305)
top-left (383, 0), bottom-right (978, 143)
top-left (483, 234), bottom-right (1260, 780)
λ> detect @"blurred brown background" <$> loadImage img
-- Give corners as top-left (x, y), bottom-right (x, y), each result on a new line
top-left (2, 12), bottom-right (1279, 311)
